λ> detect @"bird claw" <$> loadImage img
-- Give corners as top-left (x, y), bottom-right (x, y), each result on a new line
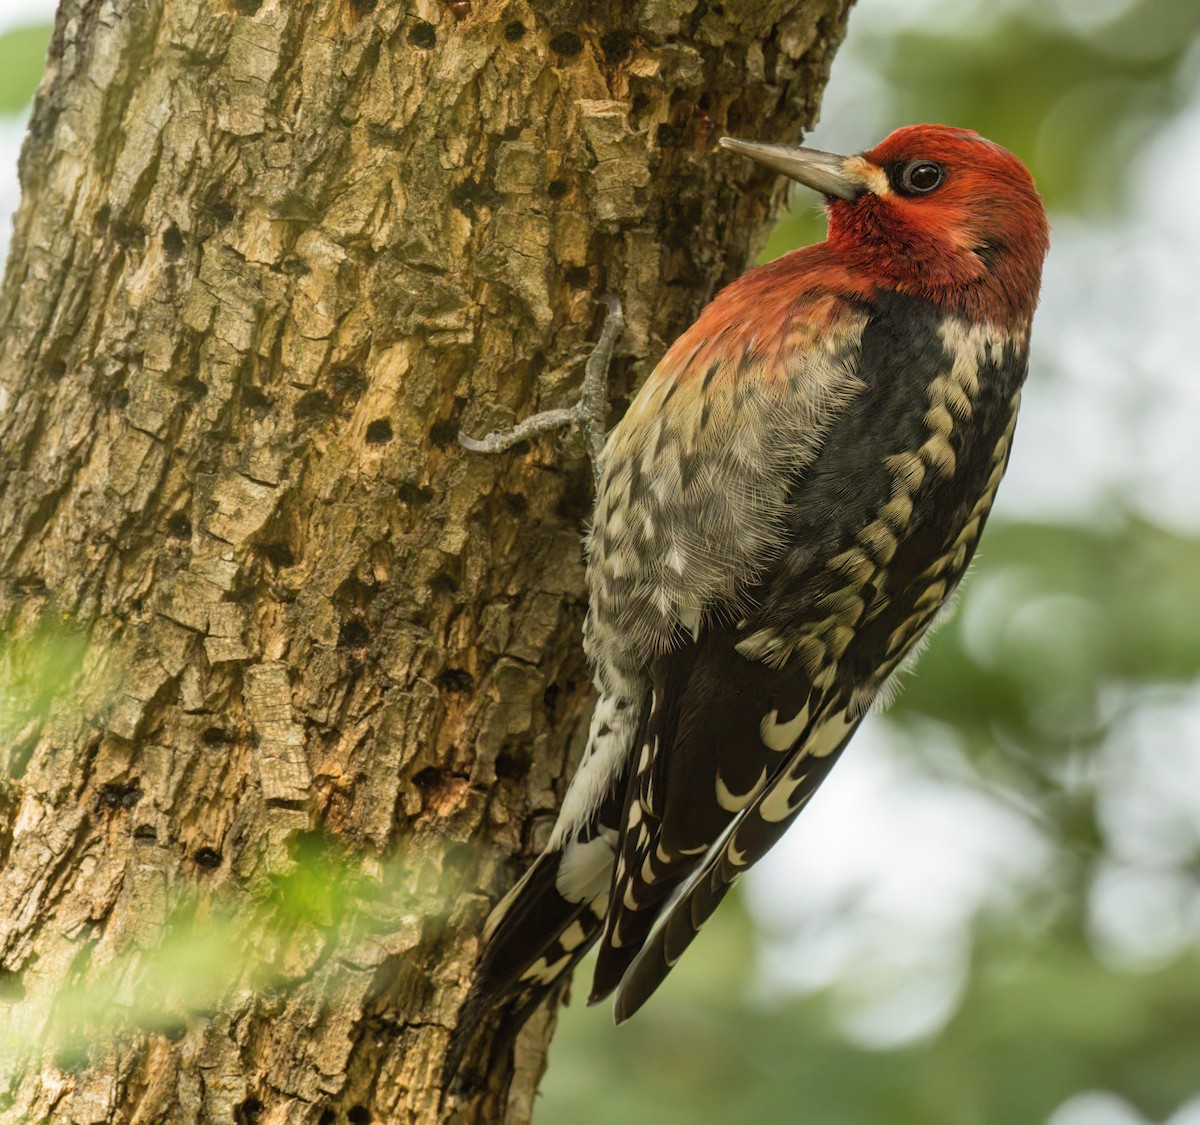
top-left (458, 296), bottom-right (624, 492)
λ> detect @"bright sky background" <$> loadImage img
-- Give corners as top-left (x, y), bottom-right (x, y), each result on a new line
top-left (1, 2), bottom-right (1197, 1121)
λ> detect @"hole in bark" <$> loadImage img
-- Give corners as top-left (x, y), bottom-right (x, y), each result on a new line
top-left (428, 418), bottom-right (459, 449)
top-left (397, 482), bottom-right (434, 506)
top-left (347, 1106), bottom-right (372, 1123)
top-left (98, 783), bottom-right (142, 809)
top-left (202, 727), bottom-right (233, 747)
top-left (365, 418), bottom-right (393, 444)
top-left (547, 178), bottom-right (569, 199)
top-left (242, 384), bottom-right (272, 411)
top-left (449, 178), bottom-right (498, 218)
top-left (564, 265), bottom-right (590, 288)
top-left (133, 824), bottom-right (157, 841)
top-left (631, 92), bottom-right (649, 114)
top-left (543, 683), bottom-right (560, 715)
top-left (234, 0), bottom-right (262, 13)
top-left (436, 668), bottom-right (475, 694)
top-left (331, 366), bottom-right (366, 407)
top-left (503, 491), bottom-right (528, 517)
top-left (194, 847), bottom-right (222, 869)
top-left (338, 619), bottom-right (370, 649)
top-left (236, 1097), bottom-right (264, 1122)
top-left (334, 575), bottom-right (378, 610)
top-left (549, 31), bottom-right (583, 56)
top-left (495, 751), bottom-right (528, 781)
top-left (294, 390), bottom-right (334, 424)
top-left (266, 797), bottom-right (307, 812)
top-left (407, 21), bottom-right (436, 48)
top-left (166, 512), bottom-right (192, 539)
top-left (429, 572), bottom-right (459, 596)
top-left (318, 1113), bottom-right (336, 1125)
top-left (450, 186), bottom-right (477, 218)
top-left (556, 469), bottom-right (593, 523)
top-left (47, 358), bottom-right (67, 382)
top-left (178, 375), bottom-right (208, 400)
top-left (600, 30), bottom-right (632, 63)
top-left (348, 0), bottom-right (376, 14)
top-left (207, 199), bottom-right (235, 227)
top-left (0, 966), bottom-right (26, 1001)
top-left (412, 767), bottom-right (442, 789)
top-left (504, 19), bottom-right (525, 40)
top-left (111, 386), bottom-right (130, 408)
top-left (657, 122), bottom-right (681, 148)
top-left (111, 218), bottom-right (146, 248)
top-left (657, 194), bottom-right (703, 253)
top-left (163, 223), bottom-right (185, 258)
top-left (260, 541), bottom-right (295, 567)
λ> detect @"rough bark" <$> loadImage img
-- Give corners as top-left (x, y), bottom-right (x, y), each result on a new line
top-left (0, 0), bottom-right (852, 1121)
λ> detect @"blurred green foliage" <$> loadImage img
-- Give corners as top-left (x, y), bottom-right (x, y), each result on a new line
top-left (0, 624), bottom-right (439, 1070)
top-left (0, 620), bottom-right (90, 748)
top-left (899, 520), bottom-right (1200, 731)
top-left (0, 24), bottom-right (50, 114)
top-left (0, 801), bottom-right (444, 1069)
top-left (545, 922), bottom-right (1200, 1124)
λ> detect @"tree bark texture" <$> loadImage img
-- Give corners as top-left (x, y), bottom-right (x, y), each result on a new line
top-left (0, 0), bottom-right (852, 1121)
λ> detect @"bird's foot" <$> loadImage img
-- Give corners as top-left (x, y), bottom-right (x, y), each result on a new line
top-left (458, 296), bottom-right (624, 491)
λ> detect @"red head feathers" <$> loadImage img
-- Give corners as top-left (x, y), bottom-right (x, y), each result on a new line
top-left (721, 124), bottom-right (1049, 326)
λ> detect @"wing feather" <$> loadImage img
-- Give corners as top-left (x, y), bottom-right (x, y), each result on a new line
top-left (612, 708), bottom-right (861, 1022)
top-left (591, 635), bottom-right (839, 1001)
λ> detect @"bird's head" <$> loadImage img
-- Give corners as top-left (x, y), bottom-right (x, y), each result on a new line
top-left (721, 124), bottom-right (1050, 324)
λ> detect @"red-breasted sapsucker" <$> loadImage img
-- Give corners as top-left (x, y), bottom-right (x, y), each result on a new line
top-left (457, 124), bottom-right (1050, 1047)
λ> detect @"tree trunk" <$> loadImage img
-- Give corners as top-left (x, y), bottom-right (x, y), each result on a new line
top-left (0, 0), bottom-right (851, 1121)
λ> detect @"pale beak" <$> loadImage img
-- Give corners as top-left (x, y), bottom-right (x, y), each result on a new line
top-left (719, 137), bottom-right (862, 200)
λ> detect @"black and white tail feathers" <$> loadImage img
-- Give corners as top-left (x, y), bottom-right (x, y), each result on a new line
top-left (450, 635), bottom-right (860, 1066)
top-left (447, 760), bottom-right (631, 1076)
top-left (446, 848), bottom-right (599, 1079)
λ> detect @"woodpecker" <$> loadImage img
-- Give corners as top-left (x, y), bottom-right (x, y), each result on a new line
top-left (456, 125), bottom-right (1049, 1047)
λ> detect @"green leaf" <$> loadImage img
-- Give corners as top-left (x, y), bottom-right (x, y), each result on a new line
top-left (0, 24), bottom-right (52, 115)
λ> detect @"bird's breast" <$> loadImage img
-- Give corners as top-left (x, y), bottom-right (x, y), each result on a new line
top-left (586, 303), bottom-right (869, 668)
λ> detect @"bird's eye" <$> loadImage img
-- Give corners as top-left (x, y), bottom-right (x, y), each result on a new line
top-left (898, 160), bottom-right (945, 195)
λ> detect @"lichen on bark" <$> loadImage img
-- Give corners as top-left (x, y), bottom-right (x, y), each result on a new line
top-left (0, 1), bottom-right (852, 1121)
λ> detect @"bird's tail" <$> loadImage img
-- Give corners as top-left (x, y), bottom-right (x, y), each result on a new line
top-left (447, 682), bottom-right (641, 1083)
top-left (445, 827), bottom-right (618, 1080)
